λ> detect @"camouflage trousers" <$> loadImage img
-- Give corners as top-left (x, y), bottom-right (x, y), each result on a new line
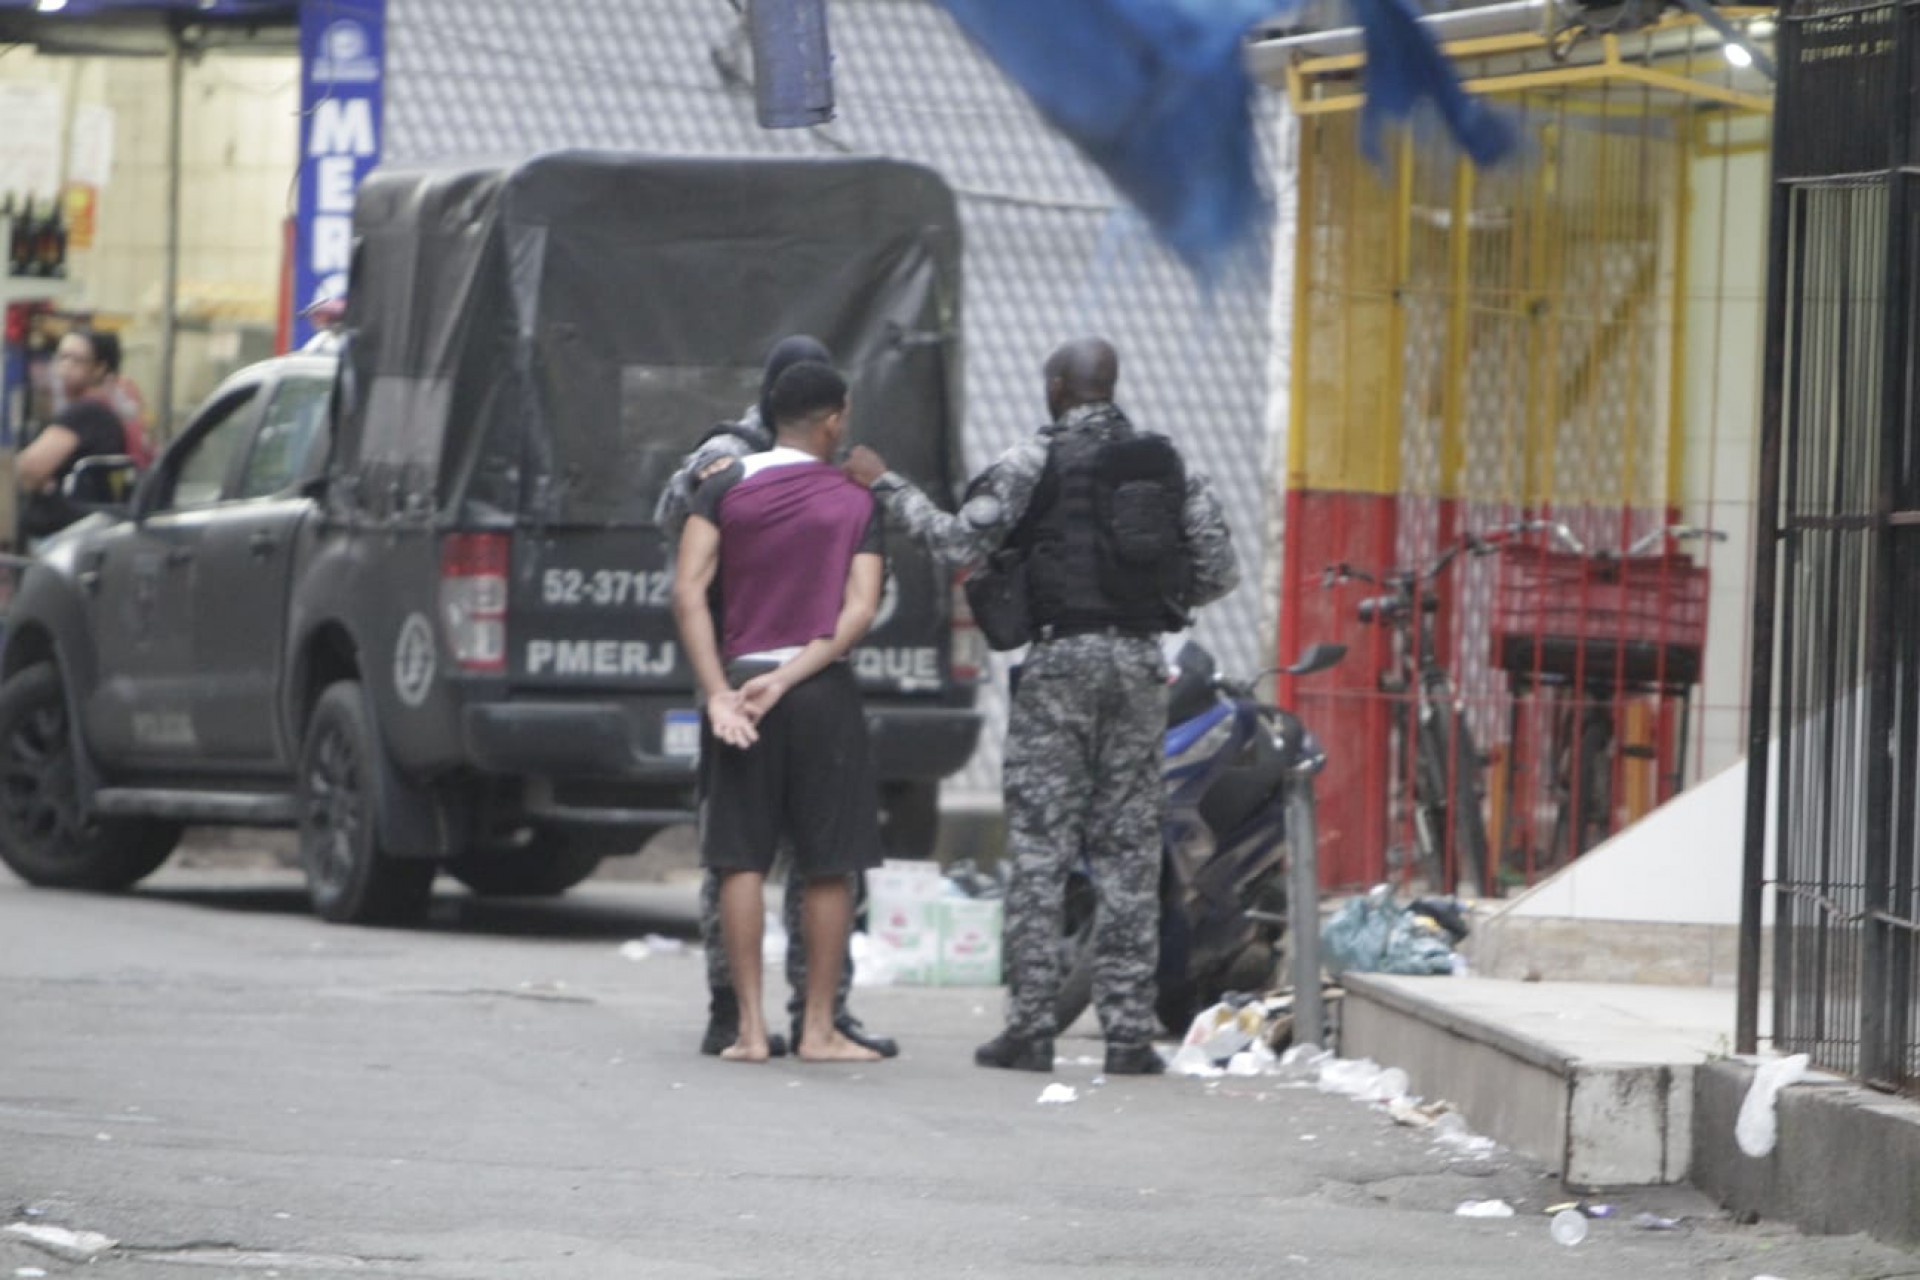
top-left (1002, 632), bottom-right (1166, 1045)
top-left (700, 858), bottom-right (856, 1019)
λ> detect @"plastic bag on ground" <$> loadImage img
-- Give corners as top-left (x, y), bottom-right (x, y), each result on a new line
top-left (2, 1224), bottom-right (117, 1262)
top-left (1179, 1000), bottom-right (1266, 1063)
top-left (1320, 885), bottom-right (1456, 977)
top-left (1735, 1053), bottom-right (1810, 1157)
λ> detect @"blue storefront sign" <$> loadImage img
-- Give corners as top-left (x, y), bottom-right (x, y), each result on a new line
top-left (292, 0), bottom-right (384, 350)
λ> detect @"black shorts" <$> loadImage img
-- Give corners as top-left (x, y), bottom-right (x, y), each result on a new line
top-left (699, 661), bottom-right (882, 879)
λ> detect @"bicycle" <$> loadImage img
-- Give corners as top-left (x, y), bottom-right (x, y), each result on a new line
top-left (1490, 521), bottom-right (1722, 878)
top-left (1324, 533), bottom-right (1502, 898)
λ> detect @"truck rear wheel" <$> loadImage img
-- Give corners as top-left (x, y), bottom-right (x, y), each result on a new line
top-left (0, 663), bottom-right (181, 890)
top-left (297, 681), bottom-right (435, 925)
top-left (879, 780), bottom-right (939, 860)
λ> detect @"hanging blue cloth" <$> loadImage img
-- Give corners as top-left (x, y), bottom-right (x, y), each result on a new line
top-left (1347, 0), bottom-right (1516, 166)
top-left (934, 0), bottom-right (1516, 273)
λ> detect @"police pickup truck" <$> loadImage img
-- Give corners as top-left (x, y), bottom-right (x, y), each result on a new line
top-left (0, 153), bottom-right (982, 923)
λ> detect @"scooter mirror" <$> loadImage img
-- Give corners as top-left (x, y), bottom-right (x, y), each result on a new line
top-left (1284, 642), bottom-right (1347, 677)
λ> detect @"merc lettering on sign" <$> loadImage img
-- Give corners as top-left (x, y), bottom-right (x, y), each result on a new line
top-left (305, 96), bottom-right (376, 313)
top-left (526, 639), bottom-right (677, 678)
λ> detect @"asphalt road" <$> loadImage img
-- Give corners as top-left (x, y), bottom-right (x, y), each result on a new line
top-left (3, 854), bottom-right (1916, 1280)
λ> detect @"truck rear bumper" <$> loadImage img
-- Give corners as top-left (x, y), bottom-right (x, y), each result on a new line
top-left (463, 703), bottom-right (696, 779)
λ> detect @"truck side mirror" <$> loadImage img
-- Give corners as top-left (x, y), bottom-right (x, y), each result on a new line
top-left (61, 454), bottom-right (139, 515)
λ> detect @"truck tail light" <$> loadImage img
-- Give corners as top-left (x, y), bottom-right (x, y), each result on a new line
top-left (949, 571), bottom-right (985, 686)
top-left (440, 532), bottom-right (508, 674)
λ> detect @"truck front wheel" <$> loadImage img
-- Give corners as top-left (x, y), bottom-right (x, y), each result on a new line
top-left (0, 663), bottom-right (180, 890)
top-left (297, 681), bottom-right (435, 925)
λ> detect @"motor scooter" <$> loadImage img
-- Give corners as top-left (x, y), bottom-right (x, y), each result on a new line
top-left (1054, 640), bottom-right (1345, 1036)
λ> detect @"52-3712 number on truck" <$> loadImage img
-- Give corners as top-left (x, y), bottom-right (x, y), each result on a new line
top-left (541, 568), bottom-right (673, 608)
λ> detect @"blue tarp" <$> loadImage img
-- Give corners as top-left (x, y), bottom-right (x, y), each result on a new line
top-left (936, 0), bottom-right (1516, 274)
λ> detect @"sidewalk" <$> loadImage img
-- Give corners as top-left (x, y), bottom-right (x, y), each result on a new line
top-left (1338, 971), bottom-right (1920, 1249)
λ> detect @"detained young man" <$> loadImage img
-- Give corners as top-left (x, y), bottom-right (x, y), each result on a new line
top-left (670, 361), bottom-right (887, 1063)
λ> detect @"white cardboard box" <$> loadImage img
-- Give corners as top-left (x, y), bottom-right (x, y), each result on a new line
top-left (864, 861), bottom-right (1004, 987)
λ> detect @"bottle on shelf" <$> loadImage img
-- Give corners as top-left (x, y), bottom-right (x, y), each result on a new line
top-left (35, 200), bottom-right (66, 278)
top-left (9, 196), bottom-right (37, 279)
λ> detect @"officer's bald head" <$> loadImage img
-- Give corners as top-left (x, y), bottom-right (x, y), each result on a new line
top-left (1044, 338), bottom-right (1119, 419)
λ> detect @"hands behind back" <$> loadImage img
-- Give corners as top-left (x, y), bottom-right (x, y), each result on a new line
top-left (706, 689), bottom-right (759, 749)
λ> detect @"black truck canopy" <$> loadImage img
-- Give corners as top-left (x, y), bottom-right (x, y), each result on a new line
top-left (338, 150), bottom-right (964, 525)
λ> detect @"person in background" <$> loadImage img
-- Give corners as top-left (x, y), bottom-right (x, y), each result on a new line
top-left (657, 335), bottom-right (899, 1062)
top-left (87, 332), bottom-right (154, 470)
top-left (844, 337), bottom-right (1239, 1076)
top-left (19, 328), bottom-right (129, 542)
top-left (672, 361), bottom-right (888, 1063)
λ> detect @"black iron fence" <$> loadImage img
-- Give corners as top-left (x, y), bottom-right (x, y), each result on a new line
top-left (1741, 0), bottom-right (1920, 1096)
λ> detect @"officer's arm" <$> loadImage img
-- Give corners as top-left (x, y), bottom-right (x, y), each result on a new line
top-left (1181, 470), bottom-right (1240, 607)
top-left (654, 435), bottom-right (752, 544)
top-left (870, 440), bottom-right (1047, 572)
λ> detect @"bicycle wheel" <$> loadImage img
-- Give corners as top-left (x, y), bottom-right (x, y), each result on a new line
top-left (1408, 700), bottom-right (1446, 890)
top-left (1446, 712), bottom-right (1491, 898)
top-left (1414, 705), bottom-right (1487, 896)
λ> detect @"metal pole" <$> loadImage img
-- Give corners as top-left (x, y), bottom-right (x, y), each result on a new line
top-left (156, 29), bottom-right (184, 443)
top-left (1287, 781), bottom-right (1324, 1049)
top-left (1737, 96), bottom-right (1795, 1060)
top-left (1859, 5), bottom-right (1916, 1088)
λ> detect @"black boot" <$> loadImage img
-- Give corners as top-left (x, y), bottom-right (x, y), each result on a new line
top-left (701, 989), bottom-right (787, 1057)
top-left (975, 1031), bottom-right (1054, 1072)
top-left (791, 1011), bottom-right (901, 1058)
top-left (1104, 1043), bottom-right (1166, 1076)
top-left (700, 989), bottom-right (739, 1057)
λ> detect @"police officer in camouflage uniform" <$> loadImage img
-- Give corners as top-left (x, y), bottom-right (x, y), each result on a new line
top-left (656, 335), bottom-right (896, 1062)
top-left (844, 337), bottom-right (1238, 1075)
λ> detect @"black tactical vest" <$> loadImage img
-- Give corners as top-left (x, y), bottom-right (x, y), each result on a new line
top-left (1024, 412), bottom-right (1190, 634)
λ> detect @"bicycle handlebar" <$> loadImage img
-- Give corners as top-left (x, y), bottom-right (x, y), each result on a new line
top-left (1625, 523), bottom-right (1729, 557)
top-left (1323, 521), bottom-right (1727, 620)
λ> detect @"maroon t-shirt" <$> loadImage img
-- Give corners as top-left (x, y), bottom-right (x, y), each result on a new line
top-left (690, 447), bottom-right (883, 662)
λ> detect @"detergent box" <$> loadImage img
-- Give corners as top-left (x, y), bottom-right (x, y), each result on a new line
top-left (863, 860), bottom-right (1004, 986)
top-left (931, 896), bottom-right (1004, 987)
top-left (864, 860), bottom-right (943, 985)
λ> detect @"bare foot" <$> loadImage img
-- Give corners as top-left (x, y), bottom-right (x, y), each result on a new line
top-left (719, 1038), bottom-right (771, 1063)
top-left (797, 1030), bottom-right (883, 1063)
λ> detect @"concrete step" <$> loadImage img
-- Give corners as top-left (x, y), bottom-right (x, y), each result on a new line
top-left (1338, 973), bottom-right (1750, 1188)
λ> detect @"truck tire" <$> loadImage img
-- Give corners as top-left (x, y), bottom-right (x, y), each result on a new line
top-left (448, 834), bottom-right (603, 897)
top-left (879, 780), bottom-right (939, 860)
top-left (297, 680), bottom-right (435, 925)
top-left (0, 663), bottom-right (181, 890)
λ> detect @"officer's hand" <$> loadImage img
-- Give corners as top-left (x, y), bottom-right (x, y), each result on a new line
top-left (843, 446), bottom-right (890, 489)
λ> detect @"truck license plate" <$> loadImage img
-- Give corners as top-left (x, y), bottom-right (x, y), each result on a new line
top-left (663, 709), bottom-right (701, 758)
